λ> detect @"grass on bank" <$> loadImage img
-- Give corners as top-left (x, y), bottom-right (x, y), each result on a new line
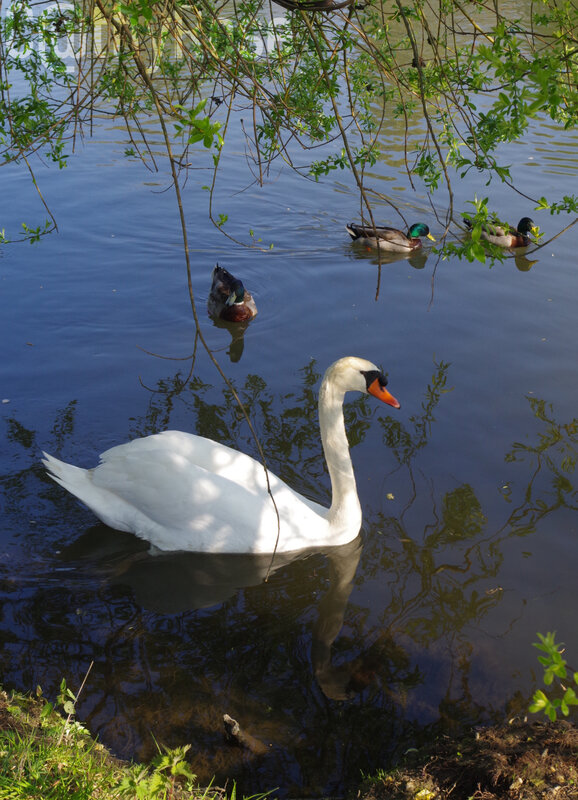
top-left (0, 682), bottom-right (250, 800)
top-left (3, 662), bottom-right (578, 800)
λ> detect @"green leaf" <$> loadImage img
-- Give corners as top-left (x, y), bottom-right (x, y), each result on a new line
top-left (563, 686), bottom-right (578, 705)
top-left (470, 242), bottom-right (486, 264)
top-left (40, 702), bottom-right (54, 718)
top-left (63, 699), bottom-right (76, 715)
top-left (529, 689), bottom-right (548, 712)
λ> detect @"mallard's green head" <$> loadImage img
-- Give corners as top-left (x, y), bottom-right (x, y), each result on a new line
top-left (408, 222), bottom-right (435, 241)
top-left (226, 280), bottom-right (246, 306)
top-left (517, 217), bottom-right (538, 236)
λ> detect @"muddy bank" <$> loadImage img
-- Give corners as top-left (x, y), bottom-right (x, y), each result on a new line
top-left (357, 719), bottom-right (578, 800)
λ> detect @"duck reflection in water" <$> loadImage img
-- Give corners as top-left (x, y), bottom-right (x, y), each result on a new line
top-left (346, 240), bottom-right (429, 270)
top-left (209, 315), bottom-right (252, 363)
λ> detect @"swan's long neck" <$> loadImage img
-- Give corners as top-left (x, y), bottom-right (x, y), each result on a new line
top-left (318, 374), bottom-right (362, 533)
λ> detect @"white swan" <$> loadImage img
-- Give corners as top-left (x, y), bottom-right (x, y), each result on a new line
top-left (42, 357), bottom-right (400, 554)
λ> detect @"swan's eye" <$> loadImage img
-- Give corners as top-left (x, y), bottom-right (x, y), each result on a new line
top-left (361, 369), bottom-right (387, 391)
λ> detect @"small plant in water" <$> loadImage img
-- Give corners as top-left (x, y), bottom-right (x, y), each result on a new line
top-left (39, 663), bottom-right (93, 744)
top-left (529, 632), bottom-right (578, 721)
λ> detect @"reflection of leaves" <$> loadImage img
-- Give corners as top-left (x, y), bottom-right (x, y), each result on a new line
top-left (133, 375), bottom-right (211, 437)
top-left (503, 397), bottom-right (578, 531)
top-left (404, 586), bottom-right (498, 642)
top-left (506, 397), bottom-right (578, 474)
top-left (439, 485), bottom-right (486, 543)
top-left (363, 391), bottom-right (578, 661)
top-left (355, 359), bottom-right (501, 653)
top-left (2, 401), bottom-right (80, 523)
top-left (50, 401), bottom-right (78, 451)
top-left (131, 360), bottom-right (388, 505)
top-left (5, 401), bottom-right (78, 454)
top-left (5, 417), bottom-right (36, 450)
top-left (380, 359), bottom-right (451, 466)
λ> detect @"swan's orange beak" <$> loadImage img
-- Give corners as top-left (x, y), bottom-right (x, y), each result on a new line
top-left (367, 378), bottom-right (401, 409)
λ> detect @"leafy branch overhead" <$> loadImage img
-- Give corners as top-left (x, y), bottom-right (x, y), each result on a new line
top-left (1, 0), bottom-right (578, 240)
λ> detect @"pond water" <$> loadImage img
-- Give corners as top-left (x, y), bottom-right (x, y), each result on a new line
top-left (2, 14), bottom-right (578, 797)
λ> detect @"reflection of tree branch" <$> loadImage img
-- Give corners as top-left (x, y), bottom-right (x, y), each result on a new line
top-left (377, 359), bottom-right (452, 524)
top-left (363, 388), bottom-right (578, 670)
top-left (496, 397), bottom-right (578, 536)
top-left (380, 359), bottom-right (452, 468)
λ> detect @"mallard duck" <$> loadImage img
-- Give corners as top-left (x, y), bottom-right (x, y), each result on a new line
top-left (464, 216), bottom-right (538, 248)
top-left (346, 222), bottom-right (435, 253)
top-left (42, 357), bottom-right (401, 554)
top-left (208, 264), bottom-right (257, 322)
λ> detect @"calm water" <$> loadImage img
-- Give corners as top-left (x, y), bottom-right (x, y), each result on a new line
top-left (2, 32), bottom-right (578, 797)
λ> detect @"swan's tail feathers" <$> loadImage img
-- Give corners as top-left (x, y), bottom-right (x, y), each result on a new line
top-left (42, 451), bottom-right (92, 501)
top-left (42, 451), bottom-right (136, 534)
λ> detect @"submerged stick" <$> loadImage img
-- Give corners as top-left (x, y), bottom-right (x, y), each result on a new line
top-left (223, 714), bottom-right (269, 755)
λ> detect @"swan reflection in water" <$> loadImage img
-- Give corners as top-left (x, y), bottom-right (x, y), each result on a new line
top-left (62, 526), bottom-right (364, 701)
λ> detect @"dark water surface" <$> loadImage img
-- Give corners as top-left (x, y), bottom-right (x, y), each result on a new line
top-left (2, 54), bottom-right (578, 797)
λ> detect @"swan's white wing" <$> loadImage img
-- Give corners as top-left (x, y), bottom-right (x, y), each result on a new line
top-left (100, 431), bottom-right (263, 484)
top-left (92, 432), bottom-right (328, 553)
